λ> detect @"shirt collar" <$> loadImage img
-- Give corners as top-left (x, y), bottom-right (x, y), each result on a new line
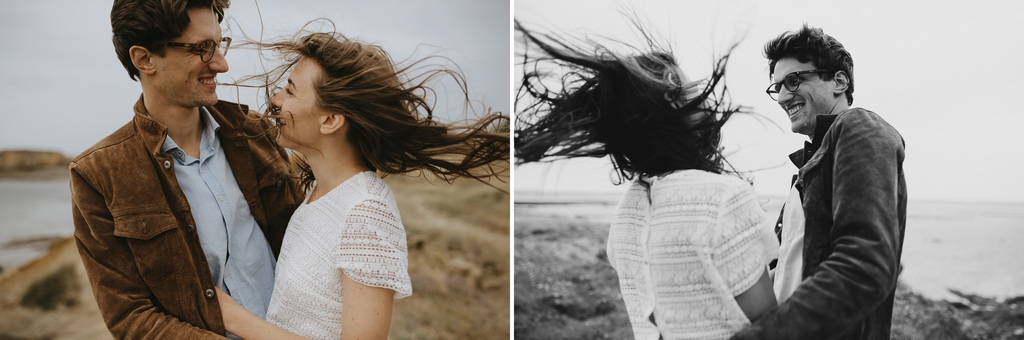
top-left (160, 107), bottom-right (221, 163)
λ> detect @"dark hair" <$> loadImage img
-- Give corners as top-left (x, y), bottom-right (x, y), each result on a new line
top-left (111, 0), bottom-right (230, 81)
top-left (764, 24), bottom-right (854, 105)
top-left (237, 28), bottom-right (509, 192)
top-left (514, 20), bottom-right (744, 184)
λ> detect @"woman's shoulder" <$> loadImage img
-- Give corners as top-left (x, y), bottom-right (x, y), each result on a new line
top-left (308, 172), bottom-right (396, 219)
top-left (653, 170), bottom-right (752, 195)
top-left (644, 171), bottom-right (759, 219)
top-left (342, 172), bottom-right (402, 220)
top-left (358, 171), bottom-right (394, 198)
top-left (322, 171), bottom-right (392, 200)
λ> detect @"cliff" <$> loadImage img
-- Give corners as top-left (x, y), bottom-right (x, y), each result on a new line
top-left (0, 150), bottom-right (69, 171)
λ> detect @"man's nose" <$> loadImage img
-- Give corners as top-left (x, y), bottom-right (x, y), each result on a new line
top-left (776, 87), bottom-right (794, 106)
top-left (208, 49), bottom-right (229, 73)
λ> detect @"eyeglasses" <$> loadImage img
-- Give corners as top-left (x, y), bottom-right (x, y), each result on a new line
top-left (165, 37), bottom-right (232, 63)
top-left (765, 69), bottom-right (832, 101)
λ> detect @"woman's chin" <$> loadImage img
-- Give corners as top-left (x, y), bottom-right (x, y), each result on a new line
top-left (276, 135), bottom-right (292, 149)
top-left (276, 135), bottom-right (305, 153)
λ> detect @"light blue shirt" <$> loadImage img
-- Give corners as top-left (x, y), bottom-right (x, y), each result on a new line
top-left (161, 108), bottom-right (276, 320)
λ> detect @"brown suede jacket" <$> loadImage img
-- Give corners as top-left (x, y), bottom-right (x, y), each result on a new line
top-left (70, 96), bottom-right (302, 339)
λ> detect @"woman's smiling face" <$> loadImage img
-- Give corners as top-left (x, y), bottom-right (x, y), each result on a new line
top-left (270, 57), bottom-right (328, 151)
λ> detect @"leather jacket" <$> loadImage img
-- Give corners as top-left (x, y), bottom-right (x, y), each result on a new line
top-left (733, 108), bottom-right (908, 340)
top-left (70, 96), bottom-right (303, 338)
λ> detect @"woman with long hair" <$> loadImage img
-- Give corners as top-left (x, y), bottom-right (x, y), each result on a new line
top-left (515, 20), bottom-right (777, 339)
top-left (214, 31), bottom-right (508, 339)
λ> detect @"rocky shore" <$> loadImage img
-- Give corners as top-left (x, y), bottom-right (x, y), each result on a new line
top-left (514, 206), bottom-right (1024, 340)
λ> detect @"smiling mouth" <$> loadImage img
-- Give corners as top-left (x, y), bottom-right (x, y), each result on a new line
top-left (199, 77), bottom-right (216, 86)
top-left (786, 104), bottom-right (804, 117)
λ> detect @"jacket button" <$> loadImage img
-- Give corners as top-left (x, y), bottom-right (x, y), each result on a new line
top-left (277, 179), bottom-right (283, 187)
top-left (186, 224), bottom-right (195, 233)
top-left (205, 289), bottom-right (215, 299)
top-left (164, 160), bottom-right (171, 169)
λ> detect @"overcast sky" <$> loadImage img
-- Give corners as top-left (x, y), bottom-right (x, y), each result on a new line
top-left (3, 1), bottom-right (1023, 203)
top-left (0, 0), bottom-right (508, 160)
top-left (514, 0), bottom-right (1024, 203)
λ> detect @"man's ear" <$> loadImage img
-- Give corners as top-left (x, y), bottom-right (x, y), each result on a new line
top-left (320, 112), bottom-right (346, 135)
top-left (832, 70), bottom-right (850, 95)
top-left (130, 46), bottom-right (156, 76)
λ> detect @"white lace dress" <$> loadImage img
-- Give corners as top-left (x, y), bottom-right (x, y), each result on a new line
top-left (606, 170), bottom-right (778, 340)
top-left (265, 171), bottom-right (412, 339)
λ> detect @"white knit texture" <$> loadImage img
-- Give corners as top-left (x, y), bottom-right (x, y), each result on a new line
top-left (606, 170), bottom-right (777, 340)
top-left (266, 171), bottom-right (412, 339)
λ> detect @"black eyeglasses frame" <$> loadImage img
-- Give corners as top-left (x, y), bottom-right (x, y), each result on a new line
top-left (765, 69), bottom-right (833, 101)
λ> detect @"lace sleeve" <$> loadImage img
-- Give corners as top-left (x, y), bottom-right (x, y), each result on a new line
top-left (714, 182), bottom-right (775, 296)
top-left (336, 198), bottom-right (412, 298)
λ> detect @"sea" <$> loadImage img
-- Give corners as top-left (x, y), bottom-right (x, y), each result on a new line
top-left (516, 190), bottom-right (1024, 301)
top-left (0, 178), bottom-right (74, 275)
top-left (2, 178), bottom-right (1023, 301)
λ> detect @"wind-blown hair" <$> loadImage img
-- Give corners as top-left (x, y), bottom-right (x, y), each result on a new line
top-left (111, 0), bottom-right (230, 81)
top-left (764, 24), bottom-right (855, 105)
top-left (514, 20), bottom-right (744, 183)
top-left (236, 27), bottom-right (509, 192)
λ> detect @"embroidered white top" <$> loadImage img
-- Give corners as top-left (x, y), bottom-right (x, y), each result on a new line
top-left (606, 170), bottom-right (778, 340)
top-left (265, 171), bottom-right (412, 339)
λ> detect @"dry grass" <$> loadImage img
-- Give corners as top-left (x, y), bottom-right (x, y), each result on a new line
top-left (385, 173), bottom-right (510, 339)
top-left (513, 208), bottom-right (631, 340)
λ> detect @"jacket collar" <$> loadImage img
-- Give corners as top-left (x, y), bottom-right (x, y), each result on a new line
top-left (131, 94), bottom-right (250, 156)
top-left (132, 94), bottom-right (169, 157)
top-left (788, 113), bottom-right (840, 168)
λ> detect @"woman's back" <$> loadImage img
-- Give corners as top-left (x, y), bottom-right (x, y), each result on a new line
top-left (607, 170), bottom-right (777, 340)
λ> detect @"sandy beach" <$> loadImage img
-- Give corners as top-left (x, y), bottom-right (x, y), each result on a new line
top-left (0, 168), bottom-right (510, 339)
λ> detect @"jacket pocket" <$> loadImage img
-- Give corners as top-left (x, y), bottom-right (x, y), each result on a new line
top-left (113, 211), bottom-right (182, 286)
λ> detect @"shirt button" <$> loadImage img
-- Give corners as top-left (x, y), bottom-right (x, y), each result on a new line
top-left (205, 288), bottom-right (215, 299)
top-left (163, 160), bottom-right (171, 169)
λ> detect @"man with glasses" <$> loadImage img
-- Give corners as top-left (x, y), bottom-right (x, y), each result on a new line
top-left (70, 1), bottom-right (302, 338)
top-left (731, 25), bottom-right (907, 340)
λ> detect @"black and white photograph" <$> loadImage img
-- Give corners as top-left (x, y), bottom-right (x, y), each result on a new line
top-left (513, 0), bottom-right (1024, 339)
